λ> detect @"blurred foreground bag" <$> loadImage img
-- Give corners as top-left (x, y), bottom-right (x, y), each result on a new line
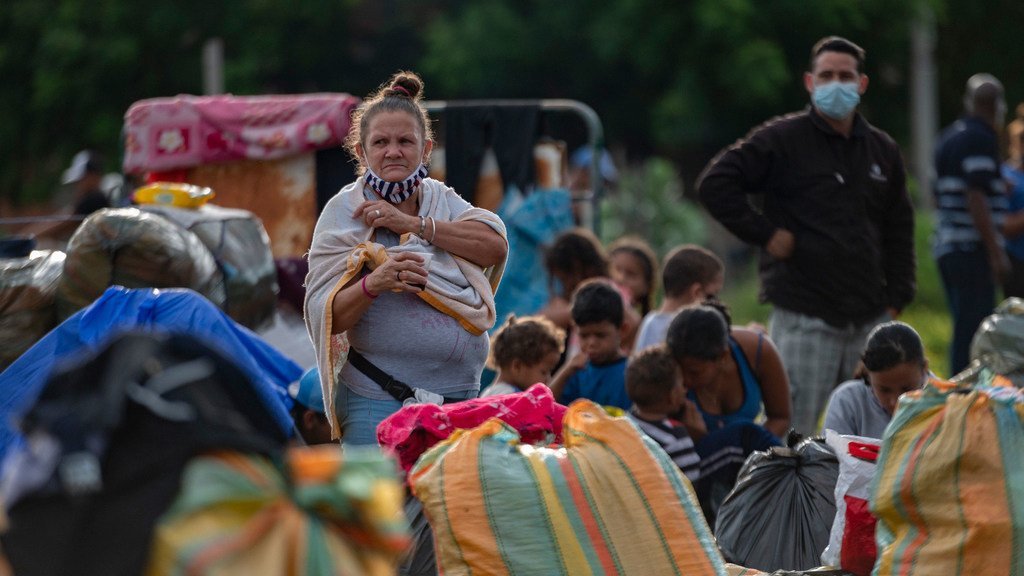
top-left (0, 250), bottom-right (63, 369)
top-left (409, 400), bottom-right (727, 576)
top-left (820, 431), bottom-right (880, 576)
top-left (141, 204), bottom-right (278, 331)
top-left (714, 437), bottom-right (838, 572)
top-left (962, 297), bottom-right (1024, 385)
top-left (1, 332), bottom-right (289, 576)
top-left (0, 287), bottom-right (300, 462)
top-left (872, 378), bottom-right (1024, 575)
top-left (56, 208), bottom-right (225, 320)
top-left (145, 446), bottom-right (409, 576)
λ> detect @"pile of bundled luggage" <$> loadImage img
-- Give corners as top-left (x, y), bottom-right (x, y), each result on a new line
top-left (4, 300), bottom-right (1024, 575)
top-left (0, 190), bottom-right (278, 372)
top-left (0, 327), bottom-right (409, 575)
top-left (372, 301), bottom-right (1024, 576)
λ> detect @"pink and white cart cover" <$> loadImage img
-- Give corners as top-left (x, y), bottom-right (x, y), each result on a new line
top-left (123, 93), bottom-right (360, 173)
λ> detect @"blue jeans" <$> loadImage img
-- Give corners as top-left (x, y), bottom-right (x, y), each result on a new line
top-left (938, 249), bottom-right (995, 376)
top-left (335, 385), bottom-right (478, 446)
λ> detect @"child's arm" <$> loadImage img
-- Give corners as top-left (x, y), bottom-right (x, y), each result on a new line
top-left (549, 352), bottom-right (588, 403)
top-left (539, 296), bottom-right (572, 329)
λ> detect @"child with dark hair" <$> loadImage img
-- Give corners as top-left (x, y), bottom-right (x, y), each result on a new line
top-left (626, 346), bottom-right (703, 482)
top-left (289, 367), bottom-right (334, 445)
top-left (549, 279), bottom-right (631, 410)
top-left (540, 228), bottom-right (640, 351)
top-left (823, 321), bottom-right (929, 438)
top-left (480, 314), bottom-right (566, 397)
top-left (634, 244), bottom-right (724, 353)
top-left (608, 236), bottom-right (659, 318)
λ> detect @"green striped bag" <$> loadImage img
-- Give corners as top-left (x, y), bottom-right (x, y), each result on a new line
top-left (871, 378), bottom-right (1024, 575)
top-left (409, 399), bottom-right (727, 576)
top-left (145, 446), bottom-right (409, 576)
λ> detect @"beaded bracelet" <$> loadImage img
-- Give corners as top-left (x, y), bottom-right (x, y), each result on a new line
top-left (361, 276), bottom-right (379, 299)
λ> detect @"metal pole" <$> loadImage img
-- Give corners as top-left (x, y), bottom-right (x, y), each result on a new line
top-left (202, 38), bottom-right (225, 96)
top-left (910, 8), bottom-right (938, 207)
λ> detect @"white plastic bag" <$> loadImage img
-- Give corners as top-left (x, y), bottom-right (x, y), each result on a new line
top-left (821, 430), bottom-right (880, 575)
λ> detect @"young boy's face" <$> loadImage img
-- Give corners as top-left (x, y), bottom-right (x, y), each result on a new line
top-left (576, 320), bottom-right (623, 364)
top-left (509, 349), bottom-right (562, 389)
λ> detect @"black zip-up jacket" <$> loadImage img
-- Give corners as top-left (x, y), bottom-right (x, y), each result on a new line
top-left (697, 107), bottom-right (916, 327)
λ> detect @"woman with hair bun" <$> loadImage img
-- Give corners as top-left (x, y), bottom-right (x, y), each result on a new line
top-left (822, 321), bottom-right (929, 438)
top-left (305, 71), bottom-right (508, 445)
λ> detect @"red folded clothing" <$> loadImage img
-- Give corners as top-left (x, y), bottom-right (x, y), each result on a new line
top-left (377, 383), bottom-right (566, 474)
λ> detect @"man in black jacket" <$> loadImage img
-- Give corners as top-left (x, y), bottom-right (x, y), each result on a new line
top-left (696, 36), bottom-right (916, 435)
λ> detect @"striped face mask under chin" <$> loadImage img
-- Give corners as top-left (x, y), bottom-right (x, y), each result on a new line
top-left (363, 163), bottom-right (429, 205)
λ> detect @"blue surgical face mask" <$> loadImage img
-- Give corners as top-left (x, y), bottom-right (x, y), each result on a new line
top-left (812, 81), bottom-right (861, 120)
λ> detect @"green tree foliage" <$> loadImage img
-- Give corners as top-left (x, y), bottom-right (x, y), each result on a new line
top-left (420, 0), bottom-right (926, 165)
top-left (599, 157), bottom-right (706, 256)
top-left (0, 0), bottom-right (384, 205)
top-left (4, 0), bottom-right (1024, 207)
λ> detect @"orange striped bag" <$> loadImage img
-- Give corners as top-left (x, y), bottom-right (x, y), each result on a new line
top-left (871, 378), bottom-right (1024, 575)
top-left (409, 399), bottom-right (727, 576)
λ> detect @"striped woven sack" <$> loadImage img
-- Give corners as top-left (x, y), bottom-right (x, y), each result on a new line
top-left (409, 399), bottom-right (727, 576)
top-left (871, 377), bottom-right (1024, 575)
top-left (145, 446), bottom-right (409, 576)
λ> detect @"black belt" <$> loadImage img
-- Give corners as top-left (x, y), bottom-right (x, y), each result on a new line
top-left (347, 349), bottom-right (463, 404)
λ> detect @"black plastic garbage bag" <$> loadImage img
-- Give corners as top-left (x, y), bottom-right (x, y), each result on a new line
top-left (141, 204), bottom-right (278, 331)
top-left (56, 208), bottom-right (225, 320)
top-left (714, 437), bottom-right (839, 572)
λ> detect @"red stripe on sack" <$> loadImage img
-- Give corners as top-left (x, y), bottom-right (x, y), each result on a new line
top-left (897, 415), bottom-right (944, 576)
top-left (558, 456), bottom-right (619, 575)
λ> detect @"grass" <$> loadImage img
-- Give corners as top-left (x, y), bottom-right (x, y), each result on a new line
top-left (719, 210), bottom-right (953, 377)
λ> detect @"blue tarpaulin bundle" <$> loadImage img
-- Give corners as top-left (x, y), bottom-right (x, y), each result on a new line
top-left (0, 286), bottom-right (301, 463)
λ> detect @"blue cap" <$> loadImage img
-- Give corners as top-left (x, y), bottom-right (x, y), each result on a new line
top-left (288, 367), bottom-right (326, 414)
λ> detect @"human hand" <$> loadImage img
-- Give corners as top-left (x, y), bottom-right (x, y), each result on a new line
top-left (354, 200), bottom-right (418, 235)
top-left (765, 229), bottom-right (795, 260)
top-left (366, 252), bottom-right (429, 294)
top-left (564, 351), bottom-right (589, 373)
top-left (679, 399), bottom-right (707, 438)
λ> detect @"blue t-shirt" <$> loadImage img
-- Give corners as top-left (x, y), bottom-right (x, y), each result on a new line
top-left (1003, 162), bottom-right (1024, 260)
top-left (561, 357), bottom-right (630, 410)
